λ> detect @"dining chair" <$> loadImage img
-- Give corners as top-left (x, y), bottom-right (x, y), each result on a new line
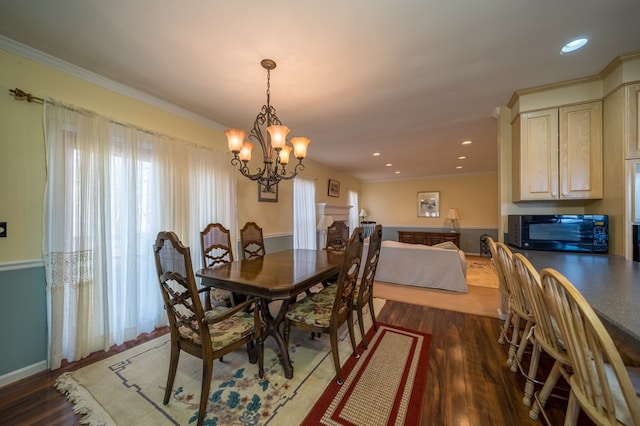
top-left (494, 242), bottom-right (534, 370)
top-left (512, 253), bottom-right (571, 420)
top-left (153, 231), bottom-right (264, 426)
top-left (352, 224), bottom-right (382, 349)
top-left (284, 227), bottom-right (365, 384)
top-left (200, 223), bottom-right (236, 308)
top-left (326, 220), bottom-right (349, 252)
top-left (319, 224), bottom-right (383, 349)
top-left (240, 221), bottom-right (266, 260)
top-left (540, 267), bottom-right (640, 426)
top-left (486, 236), bottom-right (513, 345)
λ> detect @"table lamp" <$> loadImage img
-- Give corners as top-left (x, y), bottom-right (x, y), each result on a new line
top-left (446, 208), bottom-right (460, 232)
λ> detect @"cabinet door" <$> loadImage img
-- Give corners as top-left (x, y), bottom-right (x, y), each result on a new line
top-left (559, 102), bottom-right (603, 199)
top-left (626, 83), bottom-right (640, 159)
top-left (513, 109), bottom-right (559, 201)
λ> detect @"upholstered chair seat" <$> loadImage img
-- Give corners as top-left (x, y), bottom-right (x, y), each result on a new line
top-left (285, 291), bottom-right (337, 328)
top-left (177, 306), bottom-right (256, 348)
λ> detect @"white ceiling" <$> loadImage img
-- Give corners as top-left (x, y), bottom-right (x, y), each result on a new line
top-left (2, 0), bottom-right (640, 181)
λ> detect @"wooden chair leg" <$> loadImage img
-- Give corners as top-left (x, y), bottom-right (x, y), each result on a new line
top-left (523, 343), bottom-right (541, 406)
top-left (368, 296), bottom-right (378, 332)
top-left (529, 361), bottom-right (563, 420)
top-left (512, 319), bottom-right (533, 372)
top-left (564, 390), bottom-right (581, 426)
top-left (330, 329), bottom-right (343, 384)
top-left (357, 305), bottom-right (368, 349)
top-left (164, 344), bottom-right (180, 404)
top-left (507, 315), bottom-right (521, 367)
top-left (197, 358), bottom-right (213, 426)
top-left (257, 338), bottom-right (264, 378)
top-left (499, 310), bottom-right (513, 344)
top-left (347, 311), bottom-right (359, 358)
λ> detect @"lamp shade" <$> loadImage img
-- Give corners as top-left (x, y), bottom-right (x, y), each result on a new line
top-left (447, 208), bottom-right (460, 220)
top-left (359, 209), bottom-right (368, 217)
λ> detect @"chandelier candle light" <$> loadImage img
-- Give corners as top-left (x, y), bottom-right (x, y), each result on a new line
top-left (225, 59), bottom-right (310, 194)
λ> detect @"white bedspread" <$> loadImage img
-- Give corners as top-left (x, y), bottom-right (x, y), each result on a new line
top-left (365, 240), bottom-right (468, 293)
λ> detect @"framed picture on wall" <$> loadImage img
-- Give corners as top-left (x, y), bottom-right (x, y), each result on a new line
top-left (258, 182), bottom-right (278, 202)
top-left (417, 191), bottom-right (440, 217)
top-left (328, 179), bottom-right (340, 197)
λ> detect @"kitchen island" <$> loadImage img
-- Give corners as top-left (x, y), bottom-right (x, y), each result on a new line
top-left (515, 249), bottom-right (640, 345)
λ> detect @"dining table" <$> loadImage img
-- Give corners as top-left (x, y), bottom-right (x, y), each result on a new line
top-left (196, 248), bottom-right (343, 379)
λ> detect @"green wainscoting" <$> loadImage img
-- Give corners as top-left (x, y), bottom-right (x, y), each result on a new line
top-left (0, 264), bottom-right (47, 384)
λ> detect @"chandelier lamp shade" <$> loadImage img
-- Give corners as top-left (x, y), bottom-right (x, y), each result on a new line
top-left (225, 59), bottom-right (310, 192)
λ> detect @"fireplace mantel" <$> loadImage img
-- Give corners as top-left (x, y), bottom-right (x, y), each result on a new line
top-left (317, 203), bottom-right (352, 223)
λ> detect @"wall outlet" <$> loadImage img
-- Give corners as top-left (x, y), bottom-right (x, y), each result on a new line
top-left (0, 222), bottom-right (6, 237)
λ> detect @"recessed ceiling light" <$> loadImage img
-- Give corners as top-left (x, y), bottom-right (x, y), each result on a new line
top-left (458, 156), bottom-right (467, 160)
top-left (561, 38), bottom-right (588, 54)
top-left (456, 166), bottom-right (463, 169)
top-left (461, 140), bottom-right (472, 145)
top-left (395, 171), bottom-right (400, 174)
top-left (372, 152), bottom-right (381, 156)
top-left (386, 163), bottom-right (392, 167)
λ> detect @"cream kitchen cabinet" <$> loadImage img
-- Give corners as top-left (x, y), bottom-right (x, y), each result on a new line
top-left (625, 83), bottom-right (640, 159)
top-left (512, 101), bottom-right (603, 201)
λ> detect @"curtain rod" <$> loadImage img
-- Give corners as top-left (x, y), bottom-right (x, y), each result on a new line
top-left (9, 87), bottom-right (44, 104)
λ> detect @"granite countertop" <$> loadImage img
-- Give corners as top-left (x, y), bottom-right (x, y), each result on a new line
top-left (514, 249), bottom-right (640, 343)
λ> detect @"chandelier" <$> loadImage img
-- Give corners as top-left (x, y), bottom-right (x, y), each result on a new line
top-left (225, 59), bottom-right (310, 193)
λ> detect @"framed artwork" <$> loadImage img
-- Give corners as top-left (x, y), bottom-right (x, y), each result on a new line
top-left (328, 179), bottom-right (340, 197)
top-left (417, 191), bottom-right (440, 217)
top-left (258, 182), bottom-right (278, 202)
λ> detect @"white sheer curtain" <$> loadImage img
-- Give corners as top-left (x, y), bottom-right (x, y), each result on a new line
top-left (348, 189), bottom-right (359, 231)
top-left (43, 100), bottom-right (235, 369)
top-left (293, 178), bottom-right (316, 249)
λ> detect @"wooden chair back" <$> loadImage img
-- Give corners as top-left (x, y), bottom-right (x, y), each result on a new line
top-left (326, 220), bottom-right (349, 251)
top-left (332, 227), bottom-right (365, 321)
top-left (487, 236), bottom-right (510, 298)
top-left (540, 268), bottom-right (640, 425)
top-left (495, 242), bottom-right (530, 318)
top-left (154, 230), bottom-right (210, 356)
top-left (354, 224), bottom-right (382, 348)
top-left (513, 253), bottom-right (572, 413)
top-left (240, 221), bottom-right (266, 260)
top-left (513, 253), bottom-right (565, 358)
top-left (200, 223), bottom-right (234, 268)
top-left (357, 224), bottom-right (382, 307)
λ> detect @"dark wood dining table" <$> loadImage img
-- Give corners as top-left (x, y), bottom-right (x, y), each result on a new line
top-left (196, 248), bottom-right (343, 379)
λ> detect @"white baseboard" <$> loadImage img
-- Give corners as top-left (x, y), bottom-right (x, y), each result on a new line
top-left (0, 360), bottom-right (47, 388)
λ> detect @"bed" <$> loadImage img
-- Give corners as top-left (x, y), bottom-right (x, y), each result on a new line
top-left (364, 240), bottom-right (468, 293)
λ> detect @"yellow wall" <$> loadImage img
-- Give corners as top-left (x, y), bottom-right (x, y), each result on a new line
top-left (236, 160), bottom-right (361, 236)
top-left (0, 48), bottom-right (228, 262)
top-left (360, 173), bottom-right (498, 229)
top-left (0, 46), bottom-right (361, 261)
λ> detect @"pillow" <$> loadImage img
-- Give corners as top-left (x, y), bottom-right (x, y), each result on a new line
top-left (433, 241), bottom-right (458, 250)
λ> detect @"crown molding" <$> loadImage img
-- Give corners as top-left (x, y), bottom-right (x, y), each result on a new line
top-left (0, 35), bottom-right (225, 130)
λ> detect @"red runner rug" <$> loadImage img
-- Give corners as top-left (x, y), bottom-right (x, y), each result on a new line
top-left (302, 323), bottom-right (432, 425)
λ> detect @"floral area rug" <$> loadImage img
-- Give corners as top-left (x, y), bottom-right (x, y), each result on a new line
top-left (54, 298), bottom-right (385, 425)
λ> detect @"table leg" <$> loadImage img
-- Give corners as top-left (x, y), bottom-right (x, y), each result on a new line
top-left (260, 298), bottom-right (294, 379)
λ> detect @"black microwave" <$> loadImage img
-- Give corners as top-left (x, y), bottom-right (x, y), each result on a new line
top-left (507, 214), bottom-right (608, 253)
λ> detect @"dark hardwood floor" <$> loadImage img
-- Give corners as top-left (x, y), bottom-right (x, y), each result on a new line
top-left (1, 301), bottom-right (637, 425)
